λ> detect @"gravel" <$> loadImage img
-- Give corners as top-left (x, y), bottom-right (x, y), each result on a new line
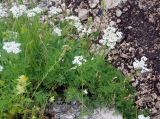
top-left (107, 0), bottom-right (160, 118)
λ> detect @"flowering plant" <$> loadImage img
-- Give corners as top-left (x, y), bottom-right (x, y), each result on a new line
top-left (0, 2), bottom-right (141, 119)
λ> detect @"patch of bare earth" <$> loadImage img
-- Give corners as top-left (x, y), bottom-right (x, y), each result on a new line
top-left (107, 0), bottom-right (160, 118)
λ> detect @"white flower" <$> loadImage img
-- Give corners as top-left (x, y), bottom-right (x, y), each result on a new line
top-left (138, 115), bottom-right (150, 119)
top-left (65, 16), bottom-right (92, 36)
top-left (10, 4), bottom-right (27, 18)
top-left (0, 65), bottom-right (4, 72)
top-left (27, 11), bottom-right (36, 17)
top-left (83, 89), bottom-right (88, 95)
top-left (100, 25), bottom-right (123, 49)
top-left (48, 6), bottom-right (62, 17)
top-left (81, 27), bottom-right (92, 36)
top-left (31, 7), bottom-right (43, 14)
top-left (26, 6), bottom-right (43, 17)
top-left (53, 27), bottom-right (62, 36)
top-left (65, 16), bottom-right (80, 21)
top-left (73, 22), bottom-right (83, 32)
top-left (133, 56), bottom-right (150, 73)
top-left (91, 57), bottom-right (94, 60)
top-left (3, 41), bottom-right (21, 54)
top-left (72, 56), bottom-right (86, 66)
top-left (99, 39), bottom-right (107, 46)
top-left (0, 4), bottom-right (8, 18)
top-left (65, 16), bottom-right (83, 31)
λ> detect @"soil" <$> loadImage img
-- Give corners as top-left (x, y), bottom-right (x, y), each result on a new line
top-left (107, 0), bottom-right (160, 118)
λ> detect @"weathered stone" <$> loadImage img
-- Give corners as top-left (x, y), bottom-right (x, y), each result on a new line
top-left (105, 0), bottom-right (127, 9)
top-left (78, 9), bottom-right (89, 20)
top-left (89, 0), bottom-right (99, 8)
top-left (120, 53), bottom-right (128, 59)
top-left (155, 101), bottom-right (160, 109)
top-left (116, 9), bottom-right (122, 17)
top-left (156, 83), bottom-right (160, 93)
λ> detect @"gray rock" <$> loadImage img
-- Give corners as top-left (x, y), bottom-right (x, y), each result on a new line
top-left (78, 9), bottom-right (89, 20)
top-left (117, 19), bottom-right (121, 23)
top-left (156, 83), bottom-right (160, 93)
top-left (116, 9), bottom-right (122, 17)
top-left (89, 0), bottom-right (99, 8)
top-left (60, 114), bottom-right (75, 119)
top-left (52, 104), bottom-right (62, 113)
top-left (61, 104), bottom-right (71, 112)
top-left (105, 0), bottom-right (127, 9)
top-left (155, 101), bottom-right (160, 109)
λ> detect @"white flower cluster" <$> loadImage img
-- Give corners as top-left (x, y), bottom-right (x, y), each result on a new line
top-left (9, 4), bottom-right (43, 18)
top-left (0, 65), bottom-right (4, 72)
top-left (10, 4), bottom-right (27, 18)
top-left (48, 6), bottom-right (62, 17)
top-left (0, 4), bottom-right (8, 18)
top-left (3, 41), bottom-right (21, 54)
top-left (138, 115), bottom-right (150, 119)
top-left (99, 26), bottom-right (123, 49)
top-left (65, 16), bottom-right (92, 36)
top-left (72, 56), bottom-right (86, 66)
top-left (65, 16), bottom-right (80, 21)
top-left (133, 56), bottom-right (150, 73)
top-left (53, 27), bottom-right (62, 36)
top-left (26, 6), bottom-right (43, 17)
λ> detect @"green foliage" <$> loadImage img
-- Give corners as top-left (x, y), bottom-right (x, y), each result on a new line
top-left (0, 9), bottom-right (139, 119)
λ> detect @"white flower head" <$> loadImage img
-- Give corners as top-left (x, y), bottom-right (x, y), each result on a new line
top-left (100, 25), bottom-right (123, 49)
top-left (65, 15), bottom-right (92, 36)
top-left (31, 7), bottom-right (43, 14)
top-left (0, 65), bottom-right (4, 72)
top-left (3, 41), bottom-right (21, 54)
top-left (53, 27), bottom-right (62, 36)
top-left (65, 16), bottom-right (80, 21)
top-left (72, 56), bottom-right (86, 66)
top-left (65, 16), bottom-right (83, 32)
top-left (27, 11), bottom-right (36, 17)
top-left (138, 115), bottom-right (150, 119)
top-left (80, 27), bottom-right (92, 36)
top-left (48, 6), bottom-right (62, 17)
top-left (10, 4), bottom-right (27, 18)
top-left (83, 89), bottom-right (88, 95)
top-left (99, 39), bottom-right (107, 46)
top-left (74, 22), bottom-right (83, 32)
top-left (133, 56), bottom-right (150, 73)
top-left (0, 4), bottom-right (8, 18)
top-left (26, 6), bottom-right (43, 17)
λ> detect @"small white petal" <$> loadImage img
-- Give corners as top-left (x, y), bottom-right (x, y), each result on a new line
top-left (53, 27), bottom-right (62, 36)
top-left (83, 89), bottom-right (88, 94)
top-left (3, 41), bottom-right (21, 54)
top-left (0, 65), bottom-right (4, 72)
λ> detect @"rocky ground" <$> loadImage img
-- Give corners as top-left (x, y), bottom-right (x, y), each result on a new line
top-left (107, 0), bottom-right (160, 118)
